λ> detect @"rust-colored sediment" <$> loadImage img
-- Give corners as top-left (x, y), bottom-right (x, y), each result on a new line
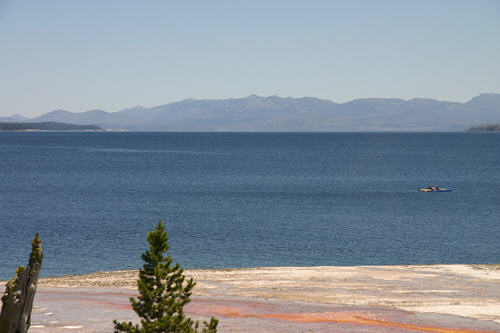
top-left (22, 265), bottom-right (500, 332)
top-left (192, 304), bottom-right (496, 333)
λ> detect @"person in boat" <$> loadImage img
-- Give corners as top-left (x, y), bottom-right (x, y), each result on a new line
top-left (428, 185), bottom-right (436, 191)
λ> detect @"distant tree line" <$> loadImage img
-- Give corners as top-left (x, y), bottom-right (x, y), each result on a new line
top-left (468, 123), bottom-right (500, 131)
top-left (0, 122), bottom-right (101, 131)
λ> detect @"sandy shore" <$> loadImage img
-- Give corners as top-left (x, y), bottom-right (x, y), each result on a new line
top-left (37, 264), bottom-right (500, 322)
top-left (3, 264), bottom-right (500, 332)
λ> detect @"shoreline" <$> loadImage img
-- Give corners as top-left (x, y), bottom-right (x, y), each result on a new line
top-left (2, 264), bottom-right (500, 332)
top-left (33, 263), bottom-right (500, 287)
top-left (35, 264), bottom-right (500, 322)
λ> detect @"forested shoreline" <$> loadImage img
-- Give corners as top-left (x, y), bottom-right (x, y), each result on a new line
top-left (469, 123), bottom-right (500, 131)
top-left (0, 121), bottom-right (102, 131)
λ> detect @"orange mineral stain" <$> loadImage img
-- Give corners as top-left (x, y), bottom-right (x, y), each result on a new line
top-left (192, 304), bottom-right (496, 333)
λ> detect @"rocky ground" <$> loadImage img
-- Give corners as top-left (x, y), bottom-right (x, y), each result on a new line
top-left (2, 264), bottom-right (500, 332)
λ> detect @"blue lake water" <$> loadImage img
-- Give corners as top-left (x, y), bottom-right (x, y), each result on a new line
top-left (0, 132), bottom-right (499, 279)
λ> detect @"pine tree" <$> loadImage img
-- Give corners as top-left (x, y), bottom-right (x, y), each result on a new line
top-left (113, 221), bottom-right (218, 333)
top-left (0, 233), bottom-right (43, 333)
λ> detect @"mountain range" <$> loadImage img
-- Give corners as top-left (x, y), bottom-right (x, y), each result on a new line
top-left (2, 93), bottom-right (500, 131)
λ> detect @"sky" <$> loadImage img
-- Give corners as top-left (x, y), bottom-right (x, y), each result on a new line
top-left (0, 0), bottom-right (499, 117)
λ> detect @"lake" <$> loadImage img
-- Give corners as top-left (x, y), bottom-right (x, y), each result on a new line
top-left (0, 132), bottom-right (499, 279)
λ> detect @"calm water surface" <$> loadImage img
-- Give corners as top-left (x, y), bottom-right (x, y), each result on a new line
top-left (0, 132), bottom-right (499, 279)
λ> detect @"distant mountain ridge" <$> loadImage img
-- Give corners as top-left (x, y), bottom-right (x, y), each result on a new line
top-left (4, 93), bottom-right (500, 131)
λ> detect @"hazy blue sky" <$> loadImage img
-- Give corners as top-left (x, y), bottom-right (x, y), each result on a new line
top-left (1, 0), bottom-right (499, 117)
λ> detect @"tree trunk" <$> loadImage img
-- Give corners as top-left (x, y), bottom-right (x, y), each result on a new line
top-left (0, 233), bottom-right (43, 333)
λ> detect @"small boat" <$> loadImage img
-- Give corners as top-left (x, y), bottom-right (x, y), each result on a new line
top-left (418, 188), bottom-right (452, 192)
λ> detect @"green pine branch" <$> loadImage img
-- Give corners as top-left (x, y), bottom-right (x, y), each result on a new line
top-left (113, 220), bottom-right (218, 333)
